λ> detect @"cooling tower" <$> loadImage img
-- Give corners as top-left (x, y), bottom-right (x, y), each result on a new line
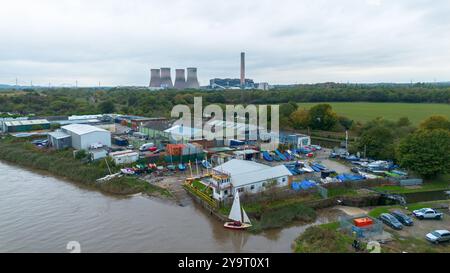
top-left (240, 52), bottom-right (245, 87)
top-left (160, 67), bottom-right (173, 88)
top-left (174, 69), bottom-right (186, 90)
top-left (149, 69), bottom-right (161, 87)
top-left (185, 67), bottom-right (200, 89)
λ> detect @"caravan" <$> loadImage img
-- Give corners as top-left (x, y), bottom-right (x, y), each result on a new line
top-left (139, 142), bottom-right (156, 152)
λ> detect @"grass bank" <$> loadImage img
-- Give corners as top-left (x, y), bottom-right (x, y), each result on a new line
top-left (249, 203), bottom-right (317, 233)
top-left (0, 137), bottom-right (172, 198)
top-left (373, 175), bottom-right (450, 194)
top-left (218, 194), bottom-right (319, 233)
top-left (294, 222), bottom-right (357, 253)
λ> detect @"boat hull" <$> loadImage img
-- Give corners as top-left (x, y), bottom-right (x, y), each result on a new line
top-left (224, 222), bottom-right (252, 230)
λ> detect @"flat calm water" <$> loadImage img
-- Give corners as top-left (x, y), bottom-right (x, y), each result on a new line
top-left (0, 161), bottom-right (335, 253)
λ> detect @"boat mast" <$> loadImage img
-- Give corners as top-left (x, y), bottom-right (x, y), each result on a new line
top-left (188, 160), bottom-right (193, 178)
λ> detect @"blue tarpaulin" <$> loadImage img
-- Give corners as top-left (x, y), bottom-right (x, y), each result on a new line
top-left (336, 173), bottom-right (365, 182)
top-left (292, 180), bottom-right (317, 191)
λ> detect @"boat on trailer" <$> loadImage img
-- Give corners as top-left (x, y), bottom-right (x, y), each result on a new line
top-left (224, 193), bottom-right (252, 230)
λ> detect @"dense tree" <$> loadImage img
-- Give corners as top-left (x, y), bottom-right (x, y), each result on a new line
top-left (1, 85), bottom-right (449, 126)
top-left (397, 117), bottom-right (411, 127)
top-left (98, 100), bottom-right (115, 113)
top-left (419, 115), bottom-right (450, 131)
top-left (307, 104), bottom-right (338, 130)
top-left (338, 116), bottom-right (354, 130)
top-left (290, 108), bottom-right (310, 129)
top-left (397, 129), bottom-right (450, 178)
top-left (357, 126), bottom-right (395, 159)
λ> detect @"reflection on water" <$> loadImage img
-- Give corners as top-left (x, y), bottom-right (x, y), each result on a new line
top-left (404, 190), bottom-right (450, 204)
top-left (0, 161), bottom-right (338, 253)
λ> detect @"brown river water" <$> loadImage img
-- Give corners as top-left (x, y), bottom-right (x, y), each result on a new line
top-left (0, 161), bottom-right (337, 253)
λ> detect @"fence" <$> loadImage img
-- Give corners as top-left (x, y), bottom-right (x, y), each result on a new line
top-left (340, 214), bottom-right (384, 239)
top-left (322, 178), bottom-right (397, 190)
top-left (399, 178), bottom-right (423, 187)
top-left (183, 183), bottom-right (219, 209)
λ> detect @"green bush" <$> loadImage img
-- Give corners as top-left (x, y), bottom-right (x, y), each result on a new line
top-left (294, 225), bottom-right (355, 253)
top-left (250, 203), bottom-right (316, 232)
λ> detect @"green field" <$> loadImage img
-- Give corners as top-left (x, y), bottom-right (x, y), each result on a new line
top-left (297, 102), bottom-right (450, 125)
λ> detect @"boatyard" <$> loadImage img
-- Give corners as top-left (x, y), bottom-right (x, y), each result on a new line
top-left (1, 110), bottom-right (449, 253)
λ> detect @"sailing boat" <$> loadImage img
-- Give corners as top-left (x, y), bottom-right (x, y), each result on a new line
top-left (224, 193), bottom-right (252, 230)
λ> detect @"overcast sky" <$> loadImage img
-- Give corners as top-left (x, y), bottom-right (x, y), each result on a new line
top-left (1, 0), bottom-right (450, 87)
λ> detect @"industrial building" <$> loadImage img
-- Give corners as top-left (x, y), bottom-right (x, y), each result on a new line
top-left (61, 124), bottom-right (111, 150)
top-left (149, 67), bottom-right (200, 90)
top-left (208, 52), bottom-right (270, 90)
top-left (281, 134), bottom-right (311, 149)
top-left (114, 115), bottom-right (164, 131)
top-left (47, 131), bottom-right (72, 150)
top-left (204, 159), bottom-right (292, 200)
top-left (209, 78), bottom-right (255, 89)
top-left (1, 119), bottom-right (50, 133)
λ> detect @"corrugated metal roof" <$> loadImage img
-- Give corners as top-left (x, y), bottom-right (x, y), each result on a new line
top-left (164, 125), bottom-right (203, 138)
top-left (109, 150), bottom-right (139, 157)
top-left (213, 159), bottom-right (270, 176)
top-left (232, 165), bottom-right (291, 187)
top-left (4, 119), bottom-right (49, 127)
top-left (48, 131), bottom-right (71, 139)
top-left (213, 159), bottom-right (291, 187)
top-left (62, 124), bottom-right (109, 135)
top-left (233, 149), bottom-right (260, 155)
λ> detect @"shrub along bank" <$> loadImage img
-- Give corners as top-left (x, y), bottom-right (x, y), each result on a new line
top-left (249, 203), bottom-right (317, 233)
top-left (0, 137), bottom-right (172, 198)
top-left (294, 222), bottom-right (357, 253)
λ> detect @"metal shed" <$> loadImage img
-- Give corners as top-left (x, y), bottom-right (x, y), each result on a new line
top-left (48, 131), bottom-right (72, 150)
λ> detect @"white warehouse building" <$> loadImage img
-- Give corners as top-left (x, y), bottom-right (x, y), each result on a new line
top-left (203, 159), bottom-right (292, 200)
top-left (61, 124), bottom-right (111, 150)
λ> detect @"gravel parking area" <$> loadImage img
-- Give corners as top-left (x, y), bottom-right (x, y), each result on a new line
top-left (380, 207), bottom-right (450, 252)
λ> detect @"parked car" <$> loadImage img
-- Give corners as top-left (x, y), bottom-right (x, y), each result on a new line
top-left (310, 145), bottom-right (322, 151)
top-left (413, 208), bottom-right (443, 220)
top-left (127, 144), bottom-right (134, 149)
top-left (139, 143), bottom-right (155, 152)
top-left (391, 210), bottom-right (414, 226)
top-left (426, 230), bottom-right (450, 244)
top-left (379, 213), bottom-right (403, 230)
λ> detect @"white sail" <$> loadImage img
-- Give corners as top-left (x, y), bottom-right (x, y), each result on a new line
top-left (242, 208), bottom-right (251, 224)
top-left (228, 193), bottom-right (242, 222)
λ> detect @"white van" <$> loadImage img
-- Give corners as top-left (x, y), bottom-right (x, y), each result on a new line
top-left (139, 143), bottom-right (155, 151)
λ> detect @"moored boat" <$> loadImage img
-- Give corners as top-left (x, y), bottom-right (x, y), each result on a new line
top-left (224, 193), bottom-right (252, 230)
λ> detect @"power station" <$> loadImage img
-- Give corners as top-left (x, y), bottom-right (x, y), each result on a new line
top-left (149, 67), bottom-right (200, 90)
top-left (149, 52), bottom-right (269, 91)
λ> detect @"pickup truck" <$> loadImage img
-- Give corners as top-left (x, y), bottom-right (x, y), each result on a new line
top-left (413, 208), bottom-right (443, 220)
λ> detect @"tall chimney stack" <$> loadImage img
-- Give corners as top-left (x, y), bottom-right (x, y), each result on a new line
top-left (240, 52), bottom-right (245, 88)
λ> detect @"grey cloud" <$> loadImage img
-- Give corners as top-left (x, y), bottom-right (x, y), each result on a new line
top-left (0, 0), bottom-right (449, 86)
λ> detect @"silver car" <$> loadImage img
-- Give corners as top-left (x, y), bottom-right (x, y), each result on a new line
top-left (426, 230), bottom-right (450, 244)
